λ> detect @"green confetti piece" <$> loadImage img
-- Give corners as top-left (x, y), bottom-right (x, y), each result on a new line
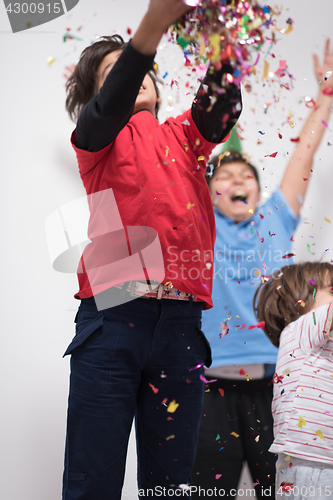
top-left (307, 244), bottom-right (315, 255)
top-left (216, 434), bottom-right (220, 440)
top-left (313, 288), bottom-right (316, 302)
top-left (313, 311), bottom-right (316, 325)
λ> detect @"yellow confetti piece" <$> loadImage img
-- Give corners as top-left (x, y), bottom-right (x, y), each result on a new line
top-left (167, 400), bottom-right (179, 413)
top-left (284, 455), bottom-right (291, 461)
top-left (153, 63), bottom-right (159, 72)
top-left (183, 143), bottom-right (188, 152)
top-left (255, 435), bottom-right (260, 442)
top-left (246, 374), bottom-right (252, 381)
top-left (315, 430), bottom-right (325, 441)
top-left (263, 60), bottom-right (269, 80)
top-left (166, 435), bottom-right (175, 441)
top-left (300, 301), bottom-right (306, 307)
top-left (208, 33), bottom-right (221, 63)
top-left (47, 56), bottom-right (56, 66)
top-left (198, 156), bottom-right (205, 162)
top-left (249, 208), bottom-right (254, 214)
top-left (165, 146), bottom-right (169, 157)
top-left (325, 216), bottom-right (331, 223)
top-left (298, 417), bottom-right (306, 428)
top-left (283, 367), bottom-right (291, 376)
top-left (230, 431), bottom-right (239, 438)
top-left (187, 203), bottom-right (195, 210)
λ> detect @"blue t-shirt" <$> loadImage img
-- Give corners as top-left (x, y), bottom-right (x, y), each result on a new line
top-left (203, 188), bottom-right (299, 367)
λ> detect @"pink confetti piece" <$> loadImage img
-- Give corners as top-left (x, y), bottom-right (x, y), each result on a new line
top-left (189, 363), bottom-right (205, 372)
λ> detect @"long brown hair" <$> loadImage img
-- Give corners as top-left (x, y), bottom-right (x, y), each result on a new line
top-left (254, 262), bottom-right (333, 347)
top-left (65, 35), bottom-right (161, 122)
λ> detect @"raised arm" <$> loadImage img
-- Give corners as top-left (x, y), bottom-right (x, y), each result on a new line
top-left (75, 0), bottom-right (192, 152)
top-left (280, 39), bottom-right (333, 216)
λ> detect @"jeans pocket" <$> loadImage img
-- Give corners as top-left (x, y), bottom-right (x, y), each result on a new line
top-left (196, 322), bottom-right (212, 368)
top-left (63, 313), bottom-right (104, 357)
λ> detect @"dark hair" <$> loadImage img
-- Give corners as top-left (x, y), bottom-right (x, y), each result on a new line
top-left (206, 150), bottom-right (260, 191)
top-left (65, 35), bottom-right (161, 122)
top-left (254, 262), bottom-right (333, 348)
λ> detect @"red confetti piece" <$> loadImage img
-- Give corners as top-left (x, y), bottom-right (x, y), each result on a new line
top-left (259, 214), bottom-right (264, 219)
top-left (273, 373), bottom-right (284, 383)
top-left (303, 178), bottom-right (308, 181)
top-left (218, 388), bottom-right (224, 397)
top-left (280, 482), bottom-right (294, 492)
top-left (127, 27), bottom-right (132, 35)
top-left (323, 87), bottom-right (333, 96)
top-left (290, 235), bottom-right (294, 242)
top-left (278, 133), bottom-right (282, 139)
top-left (240, 323), bottom-right (246, 330)
top-left (149, 383), bottom-right (159, 394)
top-left (248, 321), bottom-right (265, 330)
top-left (289, 462), bottom-right (293, 468)
top-left (290, 137), bottom-right (300, 142)
top-left (239, 368), bottom-right (246, 376)
top-left (264, 151), bottom-right (278, 158)
top-left (282, 253), bottom-right (295, 258)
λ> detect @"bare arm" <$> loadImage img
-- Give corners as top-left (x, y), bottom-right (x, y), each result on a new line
top-left (280, 39), bottom-right (333, 216)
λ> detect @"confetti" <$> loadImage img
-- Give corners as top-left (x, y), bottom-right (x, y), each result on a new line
top-left (282, 253), bottom-right (295, 259)
top-left (149, 383), bottom-right (159, 394)
top-left (325, 71), bottom-right (332, 80)
top-left (215, 474), bottom-right (222, 480)
top-left (230, 431), bottom-right (239, 438)
top-left (325, 216), bottom-right (331, 223)
top-left (248, 321), bottom-right (265, 330)
top-left (218, 388), bottom-right (224, 397)
top-left (187, 203), bottom-right (195, 209)
top-left (289, 462), bottom-right (293, 468)
top-left (239, 368), bottom-right (246, 376)
top-left (298, 417), bottom-right (306, 428)
top-left (315, 430), bottom-right (325, 440)
top-left (200, 374), bottom-right (217, 383)
top-left (166, 434), bottom-right (175, 441)
top-left (281, 482), bottom-right (294, 492)
top-left (323, 87), bottom-right (333, 96)
top-left (264, 152), bottom-right (278, 158)
top-left (313, 311), bottom-right (316, 325)
top-left (310, 279), bottom-right (316, 285)
top-left (167, 400), bottom-right (179, 413)
top-left (216, 434), bottom-right (220, 441)
top-left (47, 56), bottom-right (56, 66)
top-left (170, 1), bottom-right (286, 81)
top-left (307, 244), bottom-right (315, 255)
top-left (189, 363), bottom-right (205, 372)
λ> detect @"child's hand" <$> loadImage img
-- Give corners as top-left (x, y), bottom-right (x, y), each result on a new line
top-left (313, 38), bottom-right (333, 89)
top-left (147, 0), bottom-right (192, 32)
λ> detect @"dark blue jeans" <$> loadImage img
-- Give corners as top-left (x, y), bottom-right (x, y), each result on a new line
top-left (62, 291), bottom-right (211, 500)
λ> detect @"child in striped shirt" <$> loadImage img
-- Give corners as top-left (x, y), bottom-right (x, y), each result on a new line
top-left (254, 262), bottom-right (333, 499)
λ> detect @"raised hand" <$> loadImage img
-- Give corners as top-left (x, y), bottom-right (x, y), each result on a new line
top-left (313, 38), bottom-right (333, 89)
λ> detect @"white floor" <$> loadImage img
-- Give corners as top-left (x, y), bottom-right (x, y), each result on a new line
top-left (122, 426), bottom-right (257, 499)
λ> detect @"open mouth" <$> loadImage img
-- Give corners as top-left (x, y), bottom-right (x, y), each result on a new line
top-left (231, 194), bottom-right (248, 204)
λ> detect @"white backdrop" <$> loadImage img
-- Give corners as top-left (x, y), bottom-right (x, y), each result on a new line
top-left (1, 1), bottom-right (333, 499)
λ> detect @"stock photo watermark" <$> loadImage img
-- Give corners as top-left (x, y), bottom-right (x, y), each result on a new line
top-left (3, 0), bottom-right (80, 33)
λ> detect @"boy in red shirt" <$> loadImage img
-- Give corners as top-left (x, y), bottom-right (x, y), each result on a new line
top-left (63, 1), bottom-right (242, 498)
